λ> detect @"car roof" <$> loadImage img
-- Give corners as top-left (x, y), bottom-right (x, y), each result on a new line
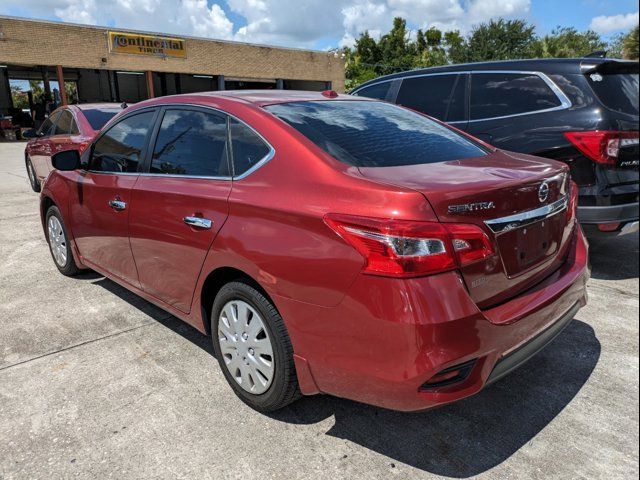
top-left (73, 103), bottom-right (123, 111)
top-left (135, 90), bottom-right (370, 108)
top-left (353, 57), bottom-right (639, 90)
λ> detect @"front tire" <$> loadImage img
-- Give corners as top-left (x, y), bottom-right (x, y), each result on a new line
top-left (26, 157), bottom-right (41, 192)
top-left (211, 281), bottom-right (301, 412)
top-left (45, 206), bottom-right (81, 276)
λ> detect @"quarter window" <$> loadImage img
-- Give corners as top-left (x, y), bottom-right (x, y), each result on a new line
top-left (90, 111), bottom-right (155, 173)
top-left (53, 110), bottom-right (73, 135)
top-left (396, 74), bottom-right (466, 122)
top-left (150, 109), bottom-right (230, 177)
top-left (470, 73), bottom-right (562, 120)
top-left (354, 82), bottom-right (392, 101)
top-left (38, 112), bottom-right (60, 137)
top-left (229, 118), bottom-right (271, 176)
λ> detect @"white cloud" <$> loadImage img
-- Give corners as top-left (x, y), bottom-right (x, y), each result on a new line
top-left (0, 0), bottom-right (534, 48)
top-left (2, 0), bottom-right (234, 39)
top-left (589, 11), bottom-right (639, 34)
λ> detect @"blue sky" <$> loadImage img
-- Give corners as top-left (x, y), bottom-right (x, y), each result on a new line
top-left (1, 1), bottom-right (638, 51)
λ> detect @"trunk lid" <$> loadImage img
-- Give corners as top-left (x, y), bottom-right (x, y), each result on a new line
top-left (358, 150), bottom-right (574, 308)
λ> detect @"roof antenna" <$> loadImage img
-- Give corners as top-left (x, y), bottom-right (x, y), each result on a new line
top-left (120, 101), bottom-right (128, 109)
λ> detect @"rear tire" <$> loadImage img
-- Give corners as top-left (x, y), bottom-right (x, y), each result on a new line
top-left (45, 206), bottom-right (81, 276)
top-left (211, 281), bottom-right (301, 412)
top-left (26, 157), bottom-right (41, 192)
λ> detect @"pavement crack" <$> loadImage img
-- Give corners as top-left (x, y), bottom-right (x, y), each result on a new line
top-left (0, 322), bottom-right (157, 372)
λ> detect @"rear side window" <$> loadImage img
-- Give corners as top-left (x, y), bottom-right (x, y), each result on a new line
top-left (53, 110), bottom-right (73, 135)
top-left (229, 118), bottom-right (271, 176)
top-left (90, 111), bottom-right (155, 173)
top-left (587, 72), bottom-right (639, 116)
top-left (83, 108), bottom-right (120, 131)
top-left (266, 100), bottom-right (486, 168)
top-left (354, 82), bottom-right (391, 101)
top-left (150, 109), bottom-right (230, 177)
top-left (470, 73), bottom-right (562, 120)
top-left (396, 74), bottom-right (467, 122)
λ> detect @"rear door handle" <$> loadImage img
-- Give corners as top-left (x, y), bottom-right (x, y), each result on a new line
top-left (183, 216), bottom-right (212, 229)
top-left (108, 199), bottom-right (127, 211)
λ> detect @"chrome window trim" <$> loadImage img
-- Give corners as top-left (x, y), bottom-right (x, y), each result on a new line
top-left (485, 196), bottom-right (568, 235)
top-left (86, 102), bottom-right (275, 181)
top-left (351, 70), bottom-right (572, 123)
top-left (467, 70), bottom-right (572, 123)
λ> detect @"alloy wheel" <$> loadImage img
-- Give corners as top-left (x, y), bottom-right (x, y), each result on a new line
top-left (218, 300), bottom-right (275, 394)
top-left (48, 215), bottom-right (67, 267)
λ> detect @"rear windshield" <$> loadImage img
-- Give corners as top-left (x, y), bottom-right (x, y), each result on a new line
top-left (587, 72), bottom-right (639, 116)
top-left (82, 108), bottom-right (120, 131)
top-left (265, 101), bottom-right (487, 167)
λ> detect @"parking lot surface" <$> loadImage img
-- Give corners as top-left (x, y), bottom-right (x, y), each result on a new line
top-left (0, 141), bottom-right (638, 479)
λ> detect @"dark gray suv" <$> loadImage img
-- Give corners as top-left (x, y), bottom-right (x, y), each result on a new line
top-left (352, 58), bottom-right (639, 237)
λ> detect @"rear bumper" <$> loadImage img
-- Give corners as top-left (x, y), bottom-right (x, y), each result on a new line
top-left (278, 226), bottom-right (590, 411)
top-left (578, 202), bottom-right (639, 224)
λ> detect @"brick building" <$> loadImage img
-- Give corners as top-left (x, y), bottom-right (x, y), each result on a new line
top-left (0, 16), bottom-right (345, 115)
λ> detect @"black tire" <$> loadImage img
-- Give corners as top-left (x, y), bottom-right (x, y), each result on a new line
top-left (211, 281), bottom-right (301, 412)
top-left (26, 157), bottom-right (41, 192)
top-left (45, 205), bottom-right (81, 276)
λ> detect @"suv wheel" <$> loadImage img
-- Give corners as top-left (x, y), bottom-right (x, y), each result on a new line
top-left (211, 281), bottom-right (301, 412)
top-left (26, 157), bottom-right (40, 192)
top-left (46, 206), bottom-right (81, 276)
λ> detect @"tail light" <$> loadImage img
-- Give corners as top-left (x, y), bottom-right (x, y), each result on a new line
top-left (567, 180), bottom-right (578, 223)
top-left (324, 214), bottom-right (495, 278)
top-left (564, 131), bottom-right (639, 165)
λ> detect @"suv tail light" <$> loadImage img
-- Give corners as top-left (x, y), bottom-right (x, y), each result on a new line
top-left (564, 131), bottom-right (639, 165)
top-left (324, 214), bottom-right (495, 278)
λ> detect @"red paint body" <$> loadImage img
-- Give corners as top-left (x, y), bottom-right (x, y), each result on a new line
top-left (39, 91), bottom-right (589, 411)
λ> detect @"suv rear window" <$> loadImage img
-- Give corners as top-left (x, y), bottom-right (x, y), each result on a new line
top-left (266, 100), bottom-right (486, 167)
top-left (83, 108), bottom-right (120, 131)
top-left (587, 72), bottom-right (639, 116)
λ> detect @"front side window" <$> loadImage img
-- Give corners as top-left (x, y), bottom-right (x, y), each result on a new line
top-left (354, 82), bottom-right (392, 101)
top-left (229, 118), bottom-right (271, 176)
top-left (470, 73), bottom-right (562, 120)
top-left (150, 109), bottom-right (230, 177)
top-left (266, 100), bottom-right (487, 168)
top-left (90, 111), bottom-right (155, 173)
top-left (396, 74), bottom-right (466, 122)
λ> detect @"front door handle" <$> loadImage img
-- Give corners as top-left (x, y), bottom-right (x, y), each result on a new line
top-left (183, 216), bottom-right (212, 229)
top-left (108, 199), bottom-right (127, 211)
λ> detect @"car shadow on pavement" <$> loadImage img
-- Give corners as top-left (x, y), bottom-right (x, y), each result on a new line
top-left (269, 318), bottom-right (600, 478)
top-left (90, 275), bottom-right (600, 478)
top-left (588, 232), bottom-right (639, 281)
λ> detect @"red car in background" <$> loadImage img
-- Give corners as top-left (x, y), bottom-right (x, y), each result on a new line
top-left (24, 103), bottom-right (122, 192)
top-left (40, 91), bottom-right (589, 412)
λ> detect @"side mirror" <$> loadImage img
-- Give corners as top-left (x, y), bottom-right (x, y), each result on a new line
top-left (22, 128), bottom-right (38, 139)
top-left (52, 149), bottom-right (81, 171)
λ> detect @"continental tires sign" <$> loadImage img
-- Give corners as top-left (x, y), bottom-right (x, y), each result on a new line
top-left (108, 31), bottom-right (186, 58)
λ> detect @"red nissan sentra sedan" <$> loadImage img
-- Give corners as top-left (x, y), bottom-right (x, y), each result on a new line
top-left (40, 90), bottom-right (589, 412)
top-left (24, 103), bottom-right (122, 192)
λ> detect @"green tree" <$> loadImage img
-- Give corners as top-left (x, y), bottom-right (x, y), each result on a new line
top-left (444, 30), bottom-right (468, 64)
top-left (466, 19), bottom-right (537, 61)
top-left (533, 27), bottom-right (606, 58)
top-left (622, 25), bottom-right (639, 60)
top-left (378, 18), bottom-right (415, 73)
